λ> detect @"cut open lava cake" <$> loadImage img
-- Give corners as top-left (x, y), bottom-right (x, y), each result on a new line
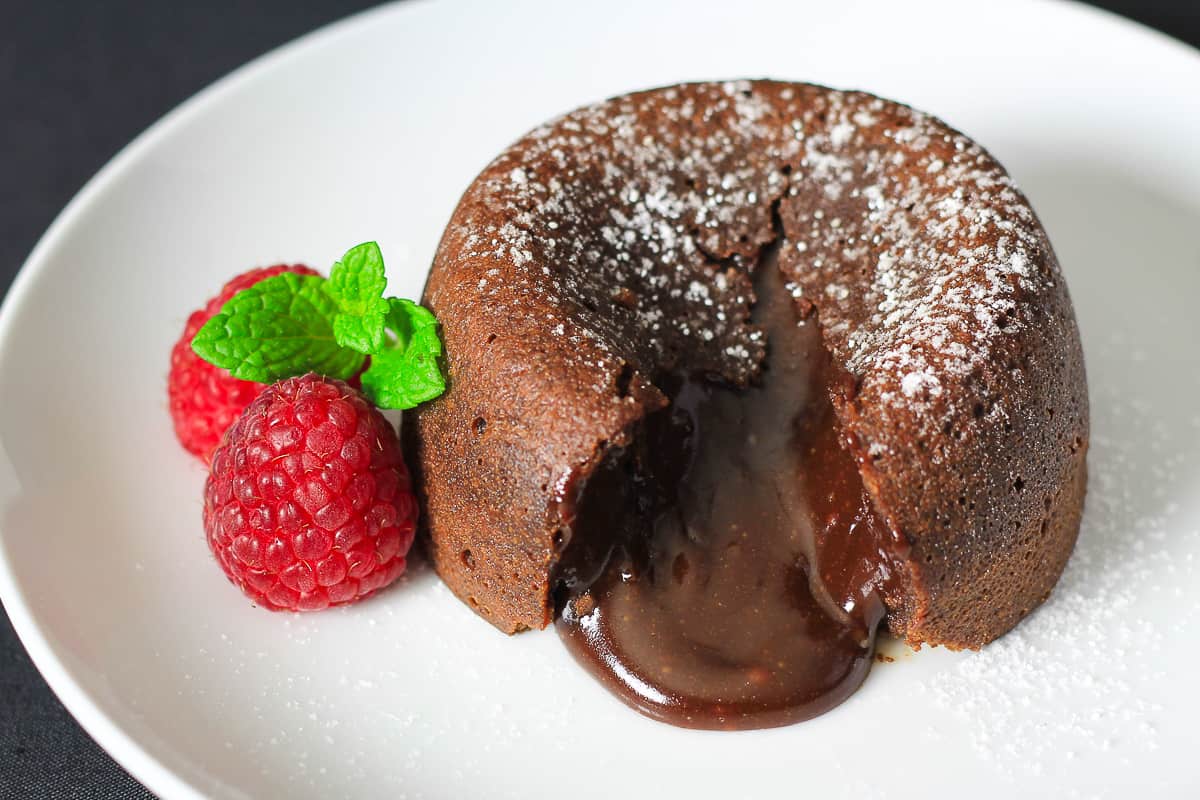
top-left (405, 80), bottom-right (1089, 729)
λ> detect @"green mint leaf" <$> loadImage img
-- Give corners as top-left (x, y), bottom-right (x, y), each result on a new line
top-left (359, 298), bottom-right (446, 409)
top-left (385, 297), bottom-right (438, 349)
top-left (325, 241), bottom-right (390, 354)
top-left (191, 272), bottom-right (365, 383)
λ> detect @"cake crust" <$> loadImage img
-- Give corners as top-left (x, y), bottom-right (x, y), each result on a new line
top-left (406, 81), bottom-right (1089, 648)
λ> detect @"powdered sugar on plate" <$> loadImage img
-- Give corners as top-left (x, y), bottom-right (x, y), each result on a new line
top-left (916, 324), bottom-right (1200, 780)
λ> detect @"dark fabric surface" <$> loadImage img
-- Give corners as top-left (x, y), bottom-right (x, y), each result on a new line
top-left (0, 1), bottom-right (1196, 797)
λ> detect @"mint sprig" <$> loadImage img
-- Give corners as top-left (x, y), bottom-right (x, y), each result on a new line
top-left (191, 272), bottom-right (366, 383)
top-left (191, 242), bottom-right (446, 410)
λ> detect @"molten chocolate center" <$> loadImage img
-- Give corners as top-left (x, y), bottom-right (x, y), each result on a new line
top-left (554, 254), bottom-right (905, 730)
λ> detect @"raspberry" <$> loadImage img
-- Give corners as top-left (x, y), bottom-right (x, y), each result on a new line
top-left (168, 264), bottom-right (319, 462)
top-left (203, 373), bottom-right (416, 611)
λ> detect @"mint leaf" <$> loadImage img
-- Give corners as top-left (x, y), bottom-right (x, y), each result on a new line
top-left (190, 244), bottom-right (447, 408)
top-left (192, 272), bottom-right (365, 383)
top-left (360, 298), bottom-right (446, 409)
top-left (325, 241), bottom-right (390, 354)
top-left (385, 297), bottom-right (438, 349)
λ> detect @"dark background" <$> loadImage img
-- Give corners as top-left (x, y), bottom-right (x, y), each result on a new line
top-left (1, 1), bottom-right (1196, 796)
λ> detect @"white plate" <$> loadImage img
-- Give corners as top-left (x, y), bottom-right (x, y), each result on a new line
top-left (2, 0), bottom-right (1199, 797)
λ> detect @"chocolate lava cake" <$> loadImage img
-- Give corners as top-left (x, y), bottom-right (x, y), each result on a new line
top-left (406, 81), bottom-right (1089, 728)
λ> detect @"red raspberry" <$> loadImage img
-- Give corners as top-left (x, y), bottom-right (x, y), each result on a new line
top-left (169, 264), bottom-right (319, 462)
top-left (203, 374), bottom-right (416, 611)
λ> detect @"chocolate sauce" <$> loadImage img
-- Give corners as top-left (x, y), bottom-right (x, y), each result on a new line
top-left (554, 254), bottom-right (905, 730)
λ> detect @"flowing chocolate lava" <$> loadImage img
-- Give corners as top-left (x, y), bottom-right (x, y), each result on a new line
top-left (554, 247), bottom-right (908, 730)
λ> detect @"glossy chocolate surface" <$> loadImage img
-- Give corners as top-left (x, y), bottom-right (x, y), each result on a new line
top-left (555, 254), bottom-right (904, 729)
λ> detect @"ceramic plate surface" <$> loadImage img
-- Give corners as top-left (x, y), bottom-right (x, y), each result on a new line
top-left (2, 0), bottom-right (1199, 797)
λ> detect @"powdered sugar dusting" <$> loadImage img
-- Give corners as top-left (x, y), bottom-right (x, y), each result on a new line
top-left (900, 370), bottom-right (942, 399)
top-left (438, 80), bottom-right (816, 391)
top-left (437, 81), bottom-right (1057, 420)
top-left (916, 353), bottom-right (1200, 778)
top-left (776, 90), bottom-right (1051, 421)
